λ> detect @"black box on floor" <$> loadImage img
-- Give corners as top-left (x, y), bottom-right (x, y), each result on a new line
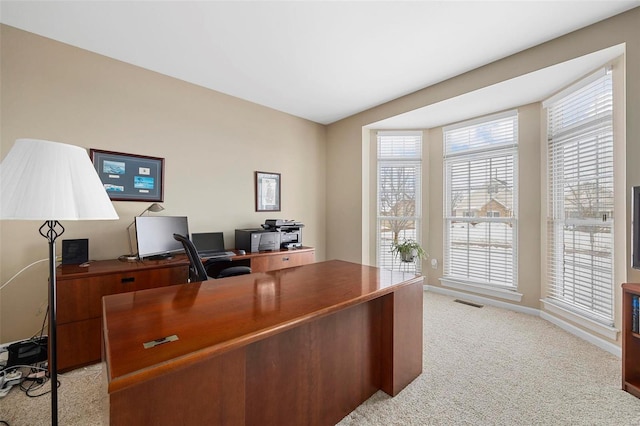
top-left (6, 336), bottom-right (48, 368)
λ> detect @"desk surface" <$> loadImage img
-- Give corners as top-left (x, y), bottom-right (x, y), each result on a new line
top-left (57, 256), bottom-right (189, 279)
top-left (103, 260), bottom-right (421, 392)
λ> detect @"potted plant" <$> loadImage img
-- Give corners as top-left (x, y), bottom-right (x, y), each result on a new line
top-left (391, 239), bottom-right (428, 263)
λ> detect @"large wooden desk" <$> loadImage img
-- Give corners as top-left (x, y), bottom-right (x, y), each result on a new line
top-left (102, 260), bottom-right (423, 425)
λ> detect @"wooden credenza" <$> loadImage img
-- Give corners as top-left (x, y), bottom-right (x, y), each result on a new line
top-left (56, 247), bottom-right (315, 372)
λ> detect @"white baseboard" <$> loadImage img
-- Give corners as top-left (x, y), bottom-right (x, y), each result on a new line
top-left (424, 284), bottom-right (621, 358)
top-left (540, 311), bottom-right (621, 357)
top-left (425, 284), bottom-right (539, 315)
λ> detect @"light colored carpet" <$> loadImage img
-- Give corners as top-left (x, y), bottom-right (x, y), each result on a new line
top-left (2, 291), bottom-right (640, 425)
top-left (0, 362), bottom-right (104, 425)
top-left (338, 292), bottom-right (640, 425)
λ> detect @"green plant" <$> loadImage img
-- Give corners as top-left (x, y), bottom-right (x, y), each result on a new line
top-left (391, 239), bottom-right (428, 263)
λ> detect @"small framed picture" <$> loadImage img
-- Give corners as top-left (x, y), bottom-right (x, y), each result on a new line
top-left (255, 171), bottom-right (281, 212)
top-left (90, 149), bottom-right (164, 202)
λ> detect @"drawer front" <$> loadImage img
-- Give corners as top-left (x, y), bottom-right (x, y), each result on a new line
top-left (138, 265), bottom-right (189, 290)
top-left (88, 271), bottom-right (148, 318)
top-left (57, 317), bottom-right (101, 372)
top-left (264, 251), bottom-right (315, 272)
top-left (57, 278), bottom-right (91, 324)
top-left (58, 265), bottom-right (189, 323)
top-left (88, 266), bottom-right (189, 318)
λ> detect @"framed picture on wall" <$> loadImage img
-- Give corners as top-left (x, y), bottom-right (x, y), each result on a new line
top-left (255, 171), bottom-right (281, 212)
top-left (90, 149), bottom-right (164, 202)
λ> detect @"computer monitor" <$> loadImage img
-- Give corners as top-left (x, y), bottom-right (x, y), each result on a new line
top-left (135, 216), bottom-right (189, 260)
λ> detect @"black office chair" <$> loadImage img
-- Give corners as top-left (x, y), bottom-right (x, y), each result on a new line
top-left (173, 233), bottom-right (251, 282)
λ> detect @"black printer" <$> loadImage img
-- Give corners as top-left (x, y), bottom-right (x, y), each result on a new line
top-left (263, 219), bottom-right (304, 249)
top-left (235, 220), bottom-right (304, 252)
top-left (235, 229), bottom-right (281, 253)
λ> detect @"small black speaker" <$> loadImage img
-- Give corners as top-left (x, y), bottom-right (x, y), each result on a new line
top-left (62, 239), bottom-right (89, 265)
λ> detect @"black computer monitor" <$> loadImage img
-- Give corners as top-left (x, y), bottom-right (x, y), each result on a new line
top-left (135, 216), bottom-right (189, 260)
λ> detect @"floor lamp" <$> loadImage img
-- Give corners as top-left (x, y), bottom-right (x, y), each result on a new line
top-left (0, 139), bottom-right (119, 426)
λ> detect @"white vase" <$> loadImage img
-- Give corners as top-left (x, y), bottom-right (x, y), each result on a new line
top-left (400, 249), bottom-right (416, 263)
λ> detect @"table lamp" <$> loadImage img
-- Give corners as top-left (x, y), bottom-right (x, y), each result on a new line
top-left (125, 202), bottom-right (164, 259)
top-left (0, 138), bottom-right (119, 426)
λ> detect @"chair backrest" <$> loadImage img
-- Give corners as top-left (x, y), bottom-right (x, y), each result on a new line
top-left (173, 233), bottom-right (208, 282)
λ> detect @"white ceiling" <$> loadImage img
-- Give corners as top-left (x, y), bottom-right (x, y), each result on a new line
top-left (368, 43), bottom-right (625, 130)
top-left (1, 1), bottom-right (638, 126)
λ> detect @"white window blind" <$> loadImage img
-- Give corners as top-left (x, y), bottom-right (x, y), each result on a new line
top-left (545, 69), bottom-right (614, 325)
top-left (443, 111), bottom-right (518, 289)
top-left (377, 131), bottom-right (422, 273)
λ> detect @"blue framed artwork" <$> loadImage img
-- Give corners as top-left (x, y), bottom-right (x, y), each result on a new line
top-left (90, 149), bottom-right (164, 202)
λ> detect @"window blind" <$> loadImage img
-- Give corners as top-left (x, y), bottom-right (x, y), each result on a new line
top-left (377, 132), bottom-right (422, 273)
top-left (545, 69), bottom-right (614, 325)
top-left (443, 111), bottom-right (518, 289)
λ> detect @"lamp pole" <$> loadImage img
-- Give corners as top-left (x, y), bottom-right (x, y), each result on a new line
top-left (40, 220), bottom-right (64, 426)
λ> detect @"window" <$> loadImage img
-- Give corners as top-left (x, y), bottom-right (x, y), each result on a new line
top-left (443, 111), bottom-right (518, 290)
top-left (376, 131), bottom-right (422, 273)
top-left (544, 68), bottom-right (614, 326)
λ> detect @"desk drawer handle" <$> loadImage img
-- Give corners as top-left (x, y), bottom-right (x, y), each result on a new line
top-left (121, 277), bottom-right (135, 283)
top-left (282, 257), bottom-right (290, 261)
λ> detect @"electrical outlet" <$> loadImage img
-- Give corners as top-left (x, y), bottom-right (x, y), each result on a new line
top-left (431, 258), bottom-right (438, 269)
top-left (36, 300), bottom-right (47, 317)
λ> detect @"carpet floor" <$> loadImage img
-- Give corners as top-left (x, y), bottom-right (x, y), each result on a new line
top-left (2, 291), bottom-right (640, 425)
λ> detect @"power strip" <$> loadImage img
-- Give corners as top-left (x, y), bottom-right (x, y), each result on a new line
top-left (0, 369), bottom-right (23, 398)
top-left (27, 370), bottom-right (47, 379)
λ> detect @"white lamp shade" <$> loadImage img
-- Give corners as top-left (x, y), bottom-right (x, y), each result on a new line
top-left (0, 138), bottom-right (119, 220)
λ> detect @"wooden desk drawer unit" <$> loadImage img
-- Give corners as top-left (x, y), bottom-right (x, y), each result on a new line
top-left (247, 248), bottom-right (315, 273)
top-left (56, 259), bottom-right (189, 372)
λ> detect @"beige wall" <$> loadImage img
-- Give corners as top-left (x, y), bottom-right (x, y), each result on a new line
top-left (326, 8), bottom-right (640, 345)
top-left (0, 25), bottom-right (327, 343)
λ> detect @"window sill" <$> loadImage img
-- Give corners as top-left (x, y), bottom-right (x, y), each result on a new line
top-left (440, 276), bottom-right (522, 302)
top-left (540, 298), bottom-right (618, 341)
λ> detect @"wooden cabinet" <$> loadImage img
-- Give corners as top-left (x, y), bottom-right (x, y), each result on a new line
top-left (622, 282), bottom-right (640, 399)
top-left (56, 258), bottom-right (189, 372)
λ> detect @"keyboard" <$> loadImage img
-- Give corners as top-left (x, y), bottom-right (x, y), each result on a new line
top-left (199, 251), bottom-right (236, 259)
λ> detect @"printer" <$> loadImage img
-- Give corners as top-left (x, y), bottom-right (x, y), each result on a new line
top-left (235, 228), bottom-right (281, 253)
top-left (263, 219), bottom-right (304, 249)
top-left (235, 220), bottom-right (305, 252)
